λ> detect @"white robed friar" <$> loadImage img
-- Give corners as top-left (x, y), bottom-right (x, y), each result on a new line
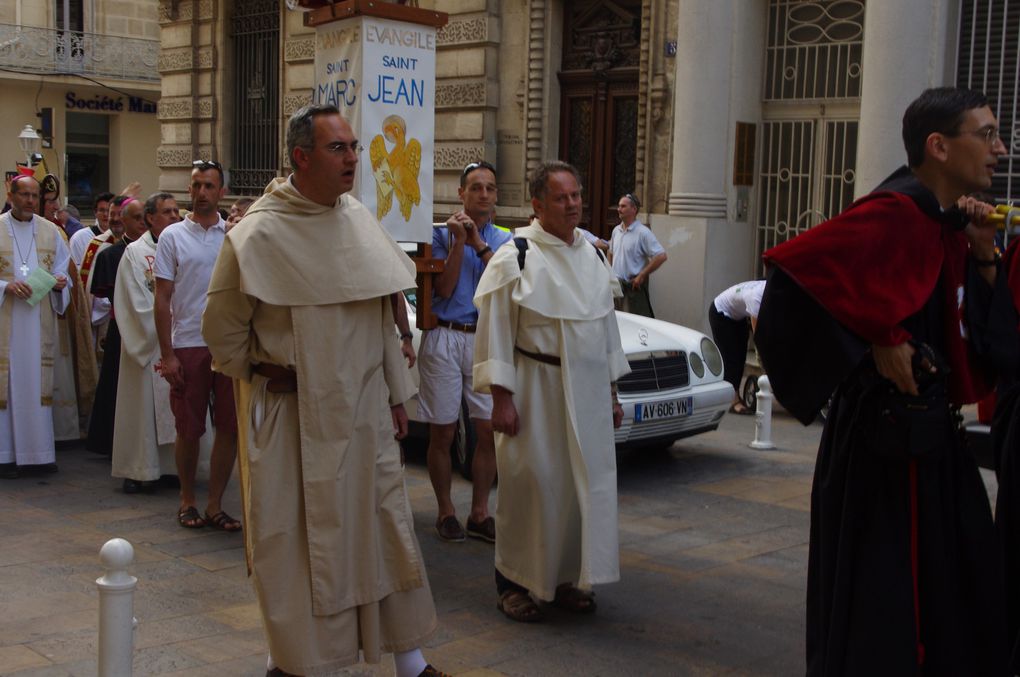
top-left (111, 230), bottom-right (175, 481)
top-left (473, 221), bottom-right (630, 600)
top-left (0, 213), bottom-right (71, 465)
top-left (203, 178), bottom-right (436, 676)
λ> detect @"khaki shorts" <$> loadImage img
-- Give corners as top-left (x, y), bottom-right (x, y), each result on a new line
top-left (417, 326), bottom-right (492, 424)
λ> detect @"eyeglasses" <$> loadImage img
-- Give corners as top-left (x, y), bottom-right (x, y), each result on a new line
top-left (192, 160), bottom-right (223, 171)
top-left (324, 141), bottom-right (364, 156)
top-left (956, 126), bottom-right (1002, 146)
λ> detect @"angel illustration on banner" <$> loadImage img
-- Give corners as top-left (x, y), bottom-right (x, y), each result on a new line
top-left (369, 114), bottom-right (422, 221)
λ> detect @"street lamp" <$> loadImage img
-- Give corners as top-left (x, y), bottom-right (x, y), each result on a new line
top-left (18, 124), bottom-right (40, 166)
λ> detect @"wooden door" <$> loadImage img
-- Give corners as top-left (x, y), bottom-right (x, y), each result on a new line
top-left (557, 0), bottom-right (641, 240)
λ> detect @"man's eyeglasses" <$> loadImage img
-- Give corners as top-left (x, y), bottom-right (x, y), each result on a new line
top-left (956, 126), bottom-right (1002, 146)
top-left (192, 160), bottom-right (223, 172)
top-left (324, 142), bottom-right (364, 156)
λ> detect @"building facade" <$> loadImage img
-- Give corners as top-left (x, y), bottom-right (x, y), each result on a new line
top-left (157, 0), bottom-right (1019, 330)
top-left (0, 0), bottom-right (161, 219)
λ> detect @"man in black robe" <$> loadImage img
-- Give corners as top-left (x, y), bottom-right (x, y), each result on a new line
top-left (992, 223), bottom-right (1020, 672)
top-left (756, 87), bottom-right (1015, 675)
top-left (86, 196), bottom-right (142, 458)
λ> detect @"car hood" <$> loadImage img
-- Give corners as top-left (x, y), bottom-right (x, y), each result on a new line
top-left (615, 311), bottom-right (707, 353)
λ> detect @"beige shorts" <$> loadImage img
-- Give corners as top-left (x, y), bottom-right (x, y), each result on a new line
top-left (417, 326), bottom-right (493, 424)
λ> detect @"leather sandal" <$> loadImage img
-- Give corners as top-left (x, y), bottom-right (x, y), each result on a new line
top-left (497, 589), bottom-right (544, 623)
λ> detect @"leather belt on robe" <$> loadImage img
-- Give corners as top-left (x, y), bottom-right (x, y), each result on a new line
top-left (515, 346), bottom-right (561, 366)
top-left (253, 363), bottom-right (297, 393)
top-left (435, 319), bottom-right (476, 333)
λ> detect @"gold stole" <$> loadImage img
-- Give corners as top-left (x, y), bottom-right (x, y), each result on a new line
top-left (0, 216), bottom-right (58, 409)
top-left (79, 232), bottom-right (110, 291)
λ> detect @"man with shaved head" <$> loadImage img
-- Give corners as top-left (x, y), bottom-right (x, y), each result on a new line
top-left (0, 175), bottom-right (71, 478)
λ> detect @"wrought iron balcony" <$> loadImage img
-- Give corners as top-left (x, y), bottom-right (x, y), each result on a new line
top-left (0, 23), bottom-right (159, 82)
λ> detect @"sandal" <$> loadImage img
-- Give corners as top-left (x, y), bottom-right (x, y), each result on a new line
top-left (177, 506), bottom-right (206, 529)
top-left (552, 584), bottom-right (597, 614)
top-left (497, 589), bottom-right (544, 623)
top-left (205, 510), bottom-right (242, 532)
top-left (728, 403), bottom-right (754, 416)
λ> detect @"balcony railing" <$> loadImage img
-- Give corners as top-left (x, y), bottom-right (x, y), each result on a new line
top-left (0, 23), bottom-right (159, 82)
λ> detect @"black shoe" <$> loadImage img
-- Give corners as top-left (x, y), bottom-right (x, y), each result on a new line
top-left (122, 479), bottom-right (143, 494)
top-left (39, 463), bottom-right (58, 474)
top-left (0, 463), bottom-right (18, 479)
top-left (418, 666), bottom-right (453, 677)
top-left (158, 474), bottom-right (181, 489)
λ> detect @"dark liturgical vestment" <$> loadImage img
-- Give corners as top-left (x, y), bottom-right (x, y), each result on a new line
top-left (992, 235), bottom-right (1020, 673)
top-left (756, 166), bottom-right (1016, 676)
top-left (85, 238), bottom-right (129, 455)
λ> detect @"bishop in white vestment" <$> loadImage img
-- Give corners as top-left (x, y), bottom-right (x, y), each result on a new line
top-left (0, 176), bottom-right (71, 475)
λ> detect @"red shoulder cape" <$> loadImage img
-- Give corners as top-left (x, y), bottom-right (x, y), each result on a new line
top-left (764, 190), bottom-right (984, 404)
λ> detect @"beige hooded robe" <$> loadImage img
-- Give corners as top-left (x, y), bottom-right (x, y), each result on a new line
top-left (202, 178), bottom-right (435, 676)
top-left (473, 221), bottom-right (630, 601)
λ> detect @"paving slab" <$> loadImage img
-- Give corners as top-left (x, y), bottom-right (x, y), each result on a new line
top-left (0, 410), bottom-right (851, 675)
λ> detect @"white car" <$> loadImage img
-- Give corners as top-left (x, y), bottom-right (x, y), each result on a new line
top-left (402, 289), bottom-right (732, 478)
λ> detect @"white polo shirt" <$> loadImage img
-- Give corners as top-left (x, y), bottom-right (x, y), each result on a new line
top-left (153, 214), bottom-right (226, 348)
top-left (609, 219), bottom-right (665, 280)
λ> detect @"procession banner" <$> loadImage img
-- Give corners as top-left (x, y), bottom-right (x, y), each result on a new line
top-left (313, 15), bottom-right (436, 243)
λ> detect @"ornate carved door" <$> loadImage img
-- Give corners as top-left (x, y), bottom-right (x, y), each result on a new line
top-left (558, 0), bottom-right (641, 240)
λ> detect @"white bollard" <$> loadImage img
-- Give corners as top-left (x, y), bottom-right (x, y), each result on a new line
top-left (750, 375), bottom-right (777, 450)
top-left (97, 538), bottom-right (137, 677)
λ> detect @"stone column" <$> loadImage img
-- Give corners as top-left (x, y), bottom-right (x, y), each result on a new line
top-left (667, 0), bottom-right (734, 218)
top-left (156, 0), bottom-right (219, 195)
top-left (854, 0), bottom-right (957, 197)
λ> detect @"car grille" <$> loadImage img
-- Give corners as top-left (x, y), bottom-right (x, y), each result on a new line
top-left (617, 351), bottom-right (689, 394)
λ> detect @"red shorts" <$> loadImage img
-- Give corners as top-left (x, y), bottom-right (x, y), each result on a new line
top-left (168, 346), bottom-right (237, 442)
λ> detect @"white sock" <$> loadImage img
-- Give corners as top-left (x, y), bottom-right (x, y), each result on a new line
top-left (393, 648), bottom-right (428, 677)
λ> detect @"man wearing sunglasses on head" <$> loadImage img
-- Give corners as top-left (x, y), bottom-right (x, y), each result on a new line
top-left (608, 192), bottom-right (666, 318)
top-left (154, 160), bottom-right (240, 532)
top-left (419, 160), bottom-right (511, 544)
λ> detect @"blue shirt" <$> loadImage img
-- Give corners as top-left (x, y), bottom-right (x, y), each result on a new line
top-left (431, 222), bottom-right (512, 324)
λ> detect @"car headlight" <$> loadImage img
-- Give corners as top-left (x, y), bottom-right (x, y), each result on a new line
top-left (701, 337), bottom-right (723, 376)
top-left (689, 351), bottom-right (704, 378)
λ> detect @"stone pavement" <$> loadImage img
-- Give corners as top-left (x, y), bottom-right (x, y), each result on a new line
top-left (0, 410), bottom-right (832, 676)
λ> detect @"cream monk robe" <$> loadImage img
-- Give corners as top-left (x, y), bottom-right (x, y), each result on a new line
top-left (473, 161), bottom-right (630, 623)
top-left (111, 193), bottom-right (181, 493)
top-left (202, 104), bottom-right (448, 677)
top-left (0, 175), bottom-right (71, 479)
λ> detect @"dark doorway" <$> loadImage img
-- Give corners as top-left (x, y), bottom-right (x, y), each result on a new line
top-left (558, 0), bottom-right (641, 240)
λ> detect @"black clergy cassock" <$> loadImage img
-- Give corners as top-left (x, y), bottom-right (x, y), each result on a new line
top-left (991, 235), bottom-right (1020, 673)
top-left (85, 238), bottom-right (128, 455)
top-left (757, 167), bottom-right (1015, 676)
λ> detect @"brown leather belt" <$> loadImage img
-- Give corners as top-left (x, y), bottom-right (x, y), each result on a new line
top-left (254, 363), bottom-right (297, 393)
top-left (436, 319), bottom-right (476, 333)
top-left (515, 346), bottom-right (561, 366)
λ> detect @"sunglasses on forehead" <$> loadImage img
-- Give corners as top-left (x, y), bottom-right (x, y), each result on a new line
top-left (192, 160), bottom-right (223, 171)
top-left (461, 161), bottom-right (496, 178)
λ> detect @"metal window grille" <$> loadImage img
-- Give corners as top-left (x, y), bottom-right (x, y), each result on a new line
top-left (755, 119), bottom-right (859, 268)
top-left (231, 0), bottom-right (280, 196)
top-left (764, 0), bottom-right (865, 101)
top-left (957, 1), bottom-right (1020, 204)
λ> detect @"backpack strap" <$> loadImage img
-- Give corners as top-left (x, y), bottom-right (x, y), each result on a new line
top-left (514, 236), bottom-right (529, 270)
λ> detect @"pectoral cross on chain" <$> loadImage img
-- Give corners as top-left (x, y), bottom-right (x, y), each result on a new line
top-left (19, 263), bottom-right (29, 277)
